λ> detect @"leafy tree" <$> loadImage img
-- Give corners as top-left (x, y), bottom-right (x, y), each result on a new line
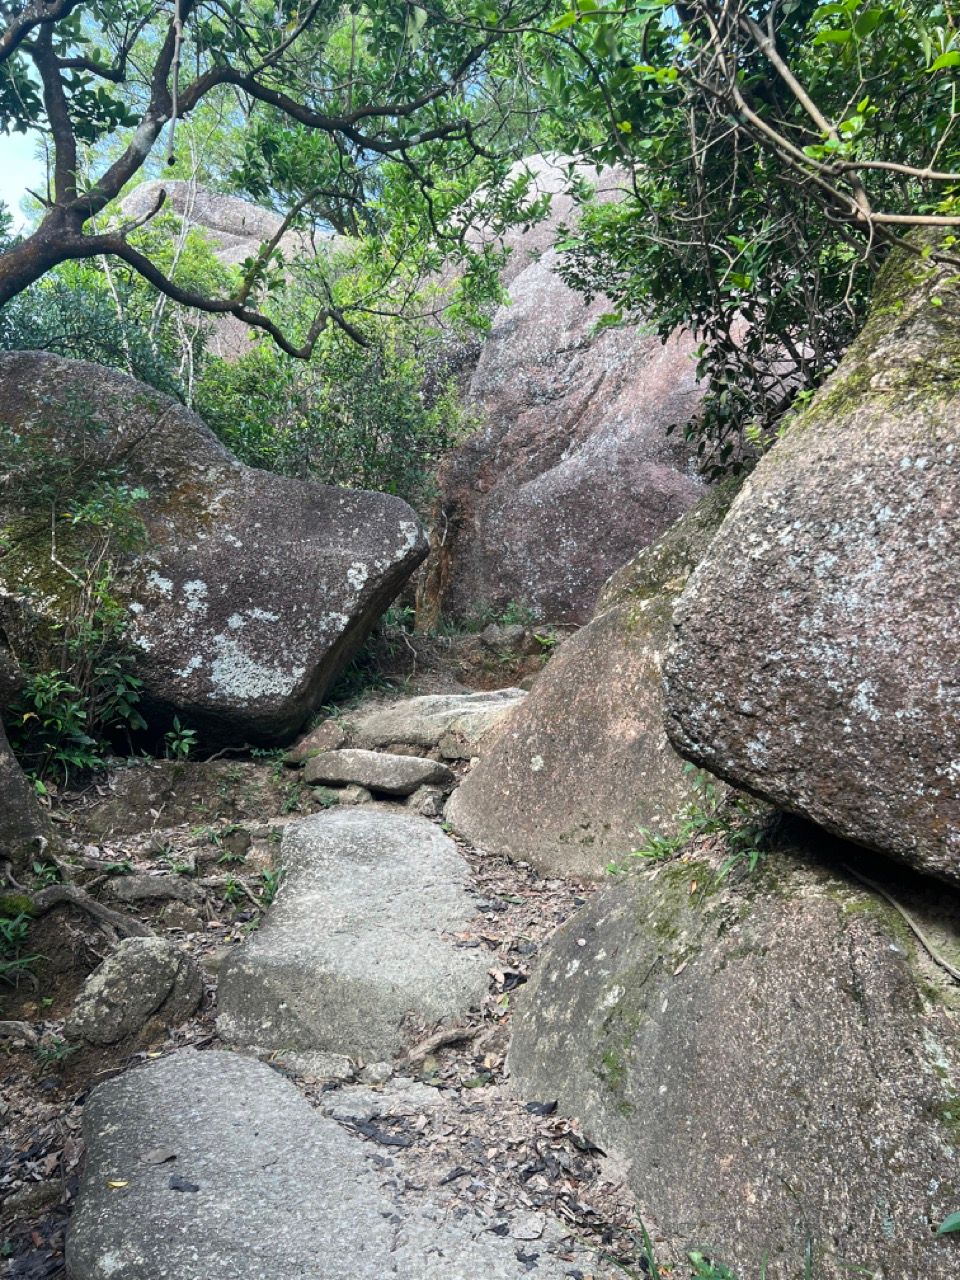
top-left (536, 0), bottom-right (960, 470)
top-left (0, 0), bottom-right (552, 351)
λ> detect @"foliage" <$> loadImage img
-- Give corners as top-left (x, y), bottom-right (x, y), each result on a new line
top-left (608, 769), bottom-right (767, 876)
top-left (194, 315), bottom-right (476, 512)
top-left (937, 1212), bottom-right (960, 1234)
top-left (259, 867), bottom-right (283, 907)
top-left (0, 0), bottom-right (556, 353)
top-left (536, 0), bottom-right (960, 472)
top-left (0, 911), bottom-right (40, 986)
top-left (0, 399), bottom-right (150, 783)
top-left (164, 717), bottom-right (198, 761)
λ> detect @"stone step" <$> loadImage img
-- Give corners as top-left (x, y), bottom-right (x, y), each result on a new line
top-left (67, 1050), bottom-right (592, 1280)
top-left (216, 808), bottom-right (488, 1059)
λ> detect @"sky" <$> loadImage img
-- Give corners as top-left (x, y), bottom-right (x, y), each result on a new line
top-left (0, 131), bottom-right (46, 230)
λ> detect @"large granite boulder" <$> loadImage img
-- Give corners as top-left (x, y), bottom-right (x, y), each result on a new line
top-left (217, 808), bottom-right (488, 1059)
top-left (0, 352), bottom-right (426, 744)
top-left (68, 1050), bottom-right (596, 1280)
top-left (510, 827), bottom-right (960, 1279)
top-left (427, 252), bottom-right (704, 625)
top-left (663, 238), bottom-right (960, 883)
top-left (0, 715), bottom-right (50, 871)
top-left (446, 484), bottom-right (738, 877)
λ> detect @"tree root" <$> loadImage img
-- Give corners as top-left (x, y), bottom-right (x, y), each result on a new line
top-left (29, 883), bottom-right (153, 938)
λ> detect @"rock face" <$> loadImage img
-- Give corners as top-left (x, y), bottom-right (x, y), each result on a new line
top-left (334, 689), bottom-right (527, 759)
top-left (510, 829), bottom-right (960, 1279)
top-left (664, 240), bottom-right (960, 883)
top-left (68, 1050), bottom-right (591, 1280)
top-left (302, 748), bottom-right (454, 795)
top-left (446, 485), bottom-right (738, 877)
top-left (428, 255), bottom-right (704, 624)
top-left (0, 352), bottom-right (426, 744)
top-left (66, 938), bottom-right (202, 1045)
top-left (217, 809), bottom-right (488, 1059)
top-left (0, 716), bottom-right (50, 871)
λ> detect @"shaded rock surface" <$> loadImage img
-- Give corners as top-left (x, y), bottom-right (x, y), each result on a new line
top-left (216, 808), bottom-right (488, 1058)
top-left (302, 748), bottom-right (454, 795)
top-left (447, 485), bottom-right (738, 877)
top-left (66, 938), bottom-right (201, 1045)
top-left (429, 252), bottom-right (704, 625)
top-left (0, 352), bottom-right (426, 745)
top-left (67, 1050), bottom-right (593, 1280)
top-left (510, 827), bottom-right (960, 1279)
top-left (0, 716), bottom-right (50, 871)
top-left (664, 237), bottom-right (960, 882)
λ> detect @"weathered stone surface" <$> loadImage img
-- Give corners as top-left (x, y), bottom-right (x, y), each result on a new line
top-left (0, 352), bottom-right (426, 744)
top-left (66, 938), bottom-right (202, 1045)
top-left (68, 1050), bottom-right (598, 1280)
top-left (664, 239), bottom-right (960, 882)
top-left (446, 485), bottom-right (738, 877)
top-left (0, 716), bottom-right (50, 871)
top-left (302, 748), bottom-right (454, 796)
top-left (283, 718), bottom-right (348, 764)
top-left (406, 785), bottom-right (447, 818)
top-left (343, 689), bottom-right (526, 758)
top-left (217, 809), bottom-right (487, 1058)
top-left (103, 874), bottom-right (203, 907)
top-left (510, 829), bottom-right (960, 1279)
top-left (428, 252), bottom-right (704, 625)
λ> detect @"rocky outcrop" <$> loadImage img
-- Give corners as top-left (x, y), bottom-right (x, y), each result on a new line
top-left (0, 352), bottom-right (426, 745)
top-left (68, 1050), bottom-right (596, 1280)
top-left (663, 239), bottom-right (960, 883)
top-left (510, 827), bottom-right (960, 1279)
top-left (446, 485), bottom-right (738, 877)
top-left (66, 938), bottom-right (202, 1045)
top-left (428, 204), bottom-right (705, 625)
top-left (217, 809), bottom-right (488, 1059)
top-left (302, 748), bottom-right (454, 795)
top-left (0, 716), bottom-right (50, 871)
top-left (290, 689), bottom-right (526, 764)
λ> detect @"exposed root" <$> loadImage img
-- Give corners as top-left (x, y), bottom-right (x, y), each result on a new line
top-left (401, 1022), bottom-right (481, 1067)
top-left (28, 883), bottom-right (153, 939)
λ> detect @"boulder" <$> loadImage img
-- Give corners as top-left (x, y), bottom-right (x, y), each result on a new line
top-left (341, 689), bottom-right (527, 758)
top-left (0, 352), bottom-right (426, 745)
top-left (663, 239), bottom-right (960, 883)
top-left (216, 809), bottom-right (488, 1059)
top-left (510, 827), bottom-right (960, 1279)
top-left (67, 1050), bottom-right (601, 1280)
top-left (302, 748), bottom-right (454, 796)
top-left (283, 718), bottom-right (348, 764)
top-left (66, 938), bottom-right (202, 1045)
top-left (446, 484), bottom-right (738, 877)
top-left (0, 716), bottom-right (50, 871)
top-left (426, 252), bottom-right (704, 625)
top-left (119, 181), bottom-right (344, 360)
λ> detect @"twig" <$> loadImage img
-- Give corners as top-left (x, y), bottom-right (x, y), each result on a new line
top-left (842, 864), bottom-right (960, 983)
top-left (401, 1022), bottom-right (482, 1066)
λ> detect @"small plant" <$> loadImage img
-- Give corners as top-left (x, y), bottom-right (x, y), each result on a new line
top-left (260, 868), bottom-right (283, 907)
top-left (222, 877), bottom-right (246, 906)
top-left (608, 769), bottom-right (767, 877)
top-left (31, 859), bottom-right (61, 887)
top-left (101, 860), bottom-right (134, 876)
top-left (36, 1036), bottom-right (75, 1068)
top-left (0, 912), bottom-right (41, 986)
top-left (164, 716), bottom-right (197, 760)
top-left (937, 1212), bottom-right (960, 1234)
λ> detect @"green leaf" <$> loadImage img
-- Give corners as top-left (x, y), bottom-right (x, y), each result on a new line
top-left (930, 50), bottom-right (960, 71)
top-left (937, 1212), bottom-right (960, 1234)
top-left (814, 28), bottom-right (853, 44)
top-left (853, 8), bottom-right (882, 38)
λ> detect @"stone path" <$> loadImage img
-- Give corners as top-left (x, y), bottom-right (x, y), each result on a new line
top-left (68, 1050), bottom-right (610, 1280)
top-left (216, 807), bottom-right (490, 1059)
